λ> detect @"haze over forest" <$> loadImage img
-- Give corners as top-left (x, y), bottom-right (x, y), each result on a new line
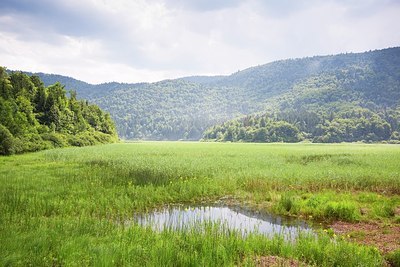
top-left (13, 47), bottom-right (400, 144)
top-left (1, 0), bottom-right (400, 144)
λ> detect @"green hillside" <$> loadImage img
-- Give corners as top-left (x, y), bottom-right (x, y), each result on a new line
top-left (31, 75), bottom-right (264, 140)
top-left (203, 48), bottom-right (400, 143)
top-left (0, 68), bottom-right (117, 155)
top-left (25, 47), bottom-right (400, 142)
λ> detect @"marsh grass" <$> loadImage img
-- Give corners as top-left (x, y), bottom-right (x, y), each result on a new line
top-left (1, 142), bottom-right (399, 266)
top-left (385, 249), bottom-right (400, 267)
top-left (0, 216), bottom-right (384, 266)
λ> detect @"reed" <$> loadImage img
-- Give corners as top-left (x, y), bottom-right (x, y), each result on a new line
top-left (1, 142), bottom-right (399, 266)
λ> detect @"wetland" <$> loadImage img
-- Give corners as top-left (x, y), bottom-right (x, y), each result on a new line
top-left (1, 142), bottom-right (399, 266)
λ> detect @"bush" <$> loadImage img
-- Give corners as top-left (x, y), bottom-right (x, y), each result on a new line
top-left (68, 135), bottom-right (89, 147)
top-left (68, 132), bottom-right (97, 147)
top-left (41, 133), bottom-right (68, 148)
top-left (277, 193), bottom-right (298, 213)
top-left (91, 131), bottom-right (117, 144)
top-left (324, 201), bottom-right (359, 222)
top-left (386, 249), bottom-right (400, 267)
top-left (0, 124), bottom-right (15, 155)
top-left (382, 204), bottom-right (395, 217)
top-left (15, 134), bottom-right (52, 153)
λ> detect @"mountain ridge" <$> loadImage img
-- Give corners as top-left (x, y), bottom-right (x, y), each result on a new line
top-left (6, 46), bottom-right (400, 141)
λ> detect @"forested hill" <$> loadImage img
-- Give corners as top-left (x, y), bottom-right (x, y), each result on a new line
top-left (20, 72), bottom-right (136, 100)
top-left (19, 47), bottom-right (400, 141)
top-left (0, 69), bottom-right (117, 155)
top-left (203, 48), bottom-right (400, 143)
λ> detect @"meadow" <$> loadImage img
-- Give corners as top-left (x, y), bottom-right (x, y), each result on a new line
top-left (1, 142), bottom-right (399, 266)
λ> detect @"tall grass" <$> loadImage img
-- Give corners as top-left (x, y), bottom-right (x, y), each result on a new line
top-left (41, 142), bottom-right (400, 193)
top-left (1, 142), bottom-right (399, 265)
top-left (0, 216), bottom-right (383, 266)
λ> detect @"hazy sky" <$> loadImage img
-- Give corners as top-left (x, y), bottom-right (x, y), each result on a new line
top-left (1, 0), bottom-right (399, 84)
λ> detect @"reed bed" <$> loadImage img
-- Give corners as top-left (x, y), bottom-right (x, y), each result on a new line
top-left (1, 142), bottom-right (399, 266)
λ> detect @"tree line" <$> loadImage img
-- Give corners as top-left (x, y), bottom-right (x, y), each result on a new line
top-left (0, 68), bottom-right (117, 155)
top-left (202, 106), bottom-right (400, 143)
top-left (15, 47), bottom-right (400, 142)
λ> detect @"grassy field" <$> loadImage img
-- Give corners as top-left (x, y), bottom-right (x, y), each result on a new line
top-left (1, 142), bottom-right (400, 266)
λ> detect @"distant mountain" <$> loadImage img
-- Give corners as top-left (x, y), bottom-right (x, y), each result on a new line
top-left (203, 48), bottom-right (400, 143)
top-left (179, 75), bottom-right (226, 84)
top-left (19, 72), bottom-right (136, 99)
top-left (12, 47), bottom-right (400, 141)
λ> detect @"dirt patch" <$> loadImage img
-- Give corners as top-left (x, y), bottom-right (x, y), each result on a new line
top-left (395, 207), bottom-right (400, 216)
top-left (332, 221), bottom-right (400, 254)
top-left (254, 256), bottom-right (305, 267)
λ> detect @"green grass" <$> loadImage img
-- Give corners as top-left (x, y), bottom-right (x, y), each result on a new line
top-left (1, 142), bottom-right (399, 266)
top-left (386, 249), bottom-right (400, 267)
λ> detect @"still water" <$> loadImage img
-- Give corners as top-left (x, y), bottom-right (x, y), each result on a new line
top-left (134, 205), bottom-right (312, 238)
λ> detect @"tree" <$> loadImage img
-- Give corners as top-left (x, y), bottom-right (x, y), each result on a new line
top-left (10, 72), bottom-right (37, 101)
top-left (0, 71), bottom-right (117, 154)
top-left (0, 124), bottom-right (15, 155)
top-left (0, 67), bottom-right (13, 100)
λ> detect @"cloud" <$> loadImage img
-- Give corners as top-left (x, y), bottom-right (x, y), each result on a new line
top-left (161, 0), bottom-right (242, 12)
top-left (0, 0), bottom-right (399, 83)
top-left (0, 0), bottom-right (105, 37)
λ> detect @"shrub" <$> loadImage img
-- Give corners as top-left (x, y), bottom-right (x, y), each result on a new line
top-left (92, 131), bottom-right (117, 144)
top-left (41, 133), bottom-right (68, 148)
top-left (278, 193), bottom-right (298, 213)
top-left (386, 249), bottom-right (400, 267)
top-left (0, 124), bottom-right (15, 155)
top-left (16, 134), bottom-right (52, 153)
top-left (324, 201), bottom-right (359, 222)
top-left (376, 203), bottom-right (395, 218)
top-left (67, 132), bottom-right (98, 147)
top-left (68, 135), bottom-right (89, 147)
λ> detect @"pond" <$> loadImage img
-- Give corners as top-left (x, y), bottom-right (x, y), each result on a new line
top-left (133, 205), bottom-right (313, 238)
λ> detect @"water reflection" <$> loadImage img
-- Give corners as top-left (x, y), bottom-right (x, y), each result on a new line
top-left (134, 206), bottom-right (312, 238)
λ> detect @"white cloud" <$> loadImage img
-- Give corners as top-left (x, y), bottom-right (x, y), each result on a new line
top-left (0, 0), bottom-right (399, 83)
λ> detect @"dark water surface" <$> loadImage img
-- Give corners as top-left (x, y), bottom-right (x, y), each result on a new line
top-left (133, 205), bottom-right (313, 238)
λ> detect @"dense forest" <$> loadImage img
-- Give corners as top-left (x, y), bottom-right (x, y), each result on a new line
top-left (0, 68), bottom-right (117, 155)
top-left (24, 47), bottom-right (400, 142)
top-left (203, 64), bottom-right (400, 143)
top-left (202, 106), bottom-right (400, 143)
top-left (29, 75), bottom-right (264, 140)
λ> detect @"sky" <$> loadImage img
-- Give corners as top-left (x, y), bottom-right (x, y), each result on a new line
top-left (0, 0), bottom-right (399, 84)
